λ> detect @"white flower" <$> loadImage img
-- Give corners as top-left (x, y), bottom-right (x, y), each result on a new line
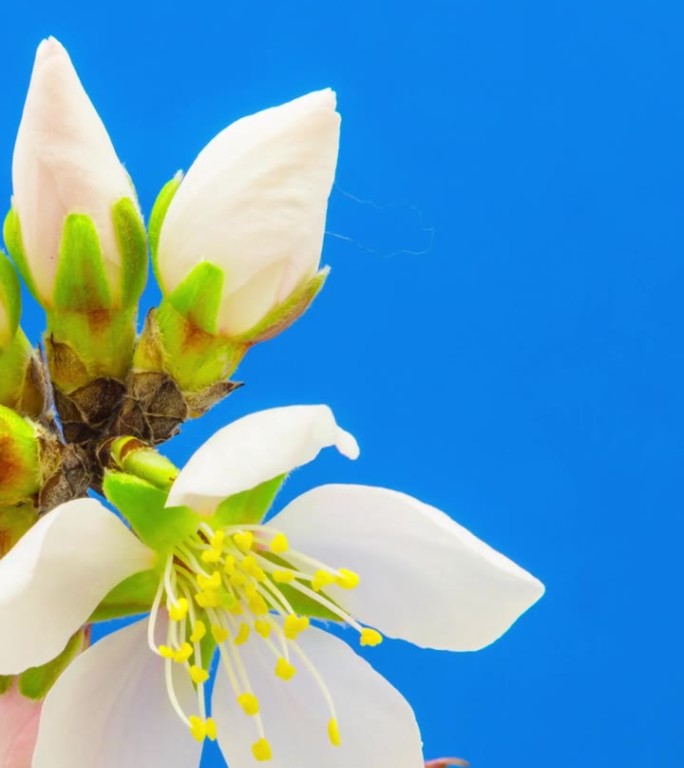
top-left (10, 37), bottom-right (138, 307)
top-left (0, 406), bottom-right (544, 768)
top-left (155, 90), bottom-right (340, 337)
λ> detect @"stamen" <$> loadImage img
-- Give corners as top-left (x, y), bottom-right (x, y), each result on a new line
top-left (190, 620), bottom-right (207, 643)
top-left (311, 570), bottom-right (336, 592)
top-left (360, 628), bottom-right (383, 647)
top-left (252, 739), bottom-right (272, 761)
top-left (283, 614), bottom-right (310, 640)
top-left (169, 597), bottom-right (189, 622)
top-left (328, 718), bottom-right (341, 747)
top-left (190, 665), bottom-right (210, 684)
top-left (237, 692), bottom-right (260, 716)
top-left (336, 568), bottom-right (360, 589)
top-left (275, 658), bottom-right (296, 680)
top-left (269, 532), bottom-right (289, 554)
top-left (235, 623), bottom-right (251, 645)
top-left (233, 531), bottom-right (254, 551)
top-left (212, 624), bottom-right (230, 643)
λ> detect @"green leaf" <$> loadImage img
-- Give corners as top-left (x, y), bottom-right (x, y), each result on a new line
top-left (149, 174), bottom-right (182, 270)
top-left (103, 471), bottom-right (200, 553)
top-left (89, 568), bottom-right (160, 622)
top-left (113, 197), bottom-right (148, 308)
top-left (53, 214), bottom-right (112, 311)
top-left (19, 629), bottom-right (84, 700)
top-left (0, 675), bottom-right (13, 695)
top-left (168, 261), bottom-right (225, 335)
top-left (0, 251), bottom-right (21, 346)
top-left (2, 208), bottom-right (40, 301)
top-left (212, 475), bottom-right (286, 528)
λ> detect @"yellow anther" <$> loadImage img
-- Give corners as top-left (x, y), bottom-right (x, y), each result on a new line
top-left (311, 570), bottom-right (336, 591)
top-left (272, 569), bottom-right (295, 584)
top-left (237, 692), bottom-right (260, 716)
top-left (360, 628), bottom-right (383, 647)
top-left (254, 619), bottom-right (272, 638)
top-left (190, 620), bottom-right (207, 643)
top-left (189, 716), bottom-right (207, 742)
top-left (223, 554), bottom-right (236, 575)
top-left (336, 568), bottom-right (360, 589)
top-left (190, 665), bottom-right (210, 684)
top-left (244, 581), bottom-right (259, 599)
top-left (275, 658), bottom-right (296, 680)
top-left (328, 718), bottom-right (341, 747)
top-left (233, 531), bottom-right (254, 551)
top-left (251, 738), bottom-right (272, 762)
top-left (168, 597), bottom-right (189, 622)
top-left (283, 614), bottom-right (310, 640)
top-left (206, 717), bottom-right (217, 741)
top-left (241, 556), bottom-right (266, 581)
top-left (158, 645), bottom-right (175, 659)
top-left (197, 571), bottom-right (221, 590)
top-left (235, 623), bottom-right (251, 645)
top-left (201, 548), bottom-right (221, 564)
top-left (227, 600), bottom-right (243, 616)
top-left (173, 642), bottom-right (193, 663)
top-left (195, 590), bottom-right (220, 608)
top-left (229, 571), bottom-right (247, 589)
top-left (211, 624), bottom-right (230, 643)
top-left (210, 530), bottom-right (225, 549)
top-left (248, 594), bottom-right (269, 616)
top-left (269, 532), bottom-right (289, 554)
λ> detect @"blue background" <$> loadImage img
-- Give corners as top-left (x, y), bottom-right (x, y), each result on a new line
top-left (2, 1), bottom-right (683, 765)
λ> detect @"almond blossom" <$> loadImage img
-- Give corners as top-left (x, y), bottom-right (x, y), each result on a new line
top-left (0, 405), bottom-right (544, 768)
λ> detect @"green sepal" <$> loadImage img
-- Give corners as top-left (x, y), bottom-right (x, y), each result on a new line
top-left (53, 214), bottom-right (112, 312)
top-left (233, 267), bottom-right (329, 344)
top-left (0, 251), bottom-right (21, 347)
top-left (113, 197), bottom-right (148, 308)
top-left (3, 208), bottom-right (40, 301)
top-left (168, 261), bottom-right (224, 335)
top-left (103, 470), bottom-right (200, 553)
top-left (198, 633), bottom-right (217, 675)
top-left (0, 675), bottom-right (12, 695)
top-left (0, 407), bottom-right (40, 506)
top-left (19, 629), bottom-right (85, 700)
top-left (89, 568), bottom-right (160, 622)
top-left (211, 474), bottom-right (286, 528)
top-left (278, 584), bottom-right (343, 622)
top-left (149, 173), bottom-right (182, 270)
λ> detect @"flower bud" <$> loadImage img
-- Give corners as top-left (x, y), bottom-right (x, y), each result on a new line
top-left (152, 89), bottom-right (339, 339)
top-left (5, 37), bottom-right (146, 313)
top-left (0, 406), bottom-right (40, 507)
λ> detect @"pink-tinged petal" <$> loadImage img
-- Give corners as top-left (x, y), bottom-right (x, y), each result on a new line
top-left (272, 484), bottom-right (545, 651)
top-left (0, 682), bottom-right (42, 768)
top-left (212, 623), bottom-right (424, 768)
top-left (0, 498), bottom-right (154, 674)
top-left (33, 619), bottom-right (201, 768)
top-left (167, 405), bottom-right (359, 515)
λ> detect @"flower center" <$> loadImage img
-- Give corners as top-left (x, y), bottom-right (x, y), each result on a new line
top-left (147, 521), bottom-right (382, 760)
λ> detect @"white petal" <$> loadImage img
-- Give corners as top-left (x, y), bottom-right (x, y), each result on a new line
top-left (12, 37), bottom-right (134, 303)
top-left (33, 619), bottom-right (202, 768)
top-left (0, 498), bottom-right (154, 674)
top-left (212, 623), bottom-right (423, 768)
top-left (157, 89), bottom-right (340, 335)
top-left (167, 405), bottom-right (359, 515)
top-left (272, 485), bottom-right (545, 651)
